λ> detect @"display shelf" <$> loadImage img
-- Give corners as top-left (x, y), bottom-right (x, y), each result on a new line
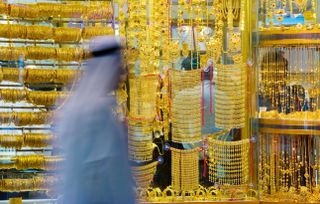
top-left (0, 127), bottom-right (51, 130)
top-left (260, 202), bottom-right (320, 204)
top-left (0, 199), bottom-right (57, 204)
top-left (143, 201), bottom-right (259, 204)
top-left (0, 82), bottom-right (71, 87)
top-left (0, 39), bottom-right (83, 46)
top-left (259, 39), bottom-right (320, 46)
top-left (0, 18), bottom-right (113, 24)
top-left (256, 118), bottom-right (320, 135)
top-left (258, 118), bottom-right (320, 126)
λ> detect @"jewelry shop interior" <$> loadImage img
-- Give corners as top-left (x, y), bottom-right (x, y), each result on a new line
top-left (0, 0), bottom-right (320, 203)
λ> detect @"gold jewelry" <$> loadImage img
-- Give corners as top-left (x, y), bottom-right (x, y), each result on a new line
top-left (131, 161), bottom-right (158, 188)
top-left (7, 2), bottom-right (113, 19)
top-left (24, 133), bottom-right (54, 148)
top-left (12, 155), bottom-right (63, 170)
top-left (0, 111), bottom-right (53, 126)
top-left (0, 176), bottom-right (57, 192)
top-left (26, 46), bottom-right (56, 60)
top-left (208, 136), bottom-right (250, 185)
top-left (82, 26), bottom-right (114, 40)
top-left (0, 89), bottom-right (27, 103)
top-left (0, 3), bottom-right (8, 15)
top-left (24, 68), bottom-right (56, 84)
top-left (215, 63), bottom-right (246, 129)
top-left (171, 69), bottom-right (202, 143)
top-left (26, 25), bottom-right (53, 40)
top-left (26, 91), bottom-right (68, 107)
top-left (0, 134), bottom-right (24, 149)
top-left (54, 27), bottom-right (81, 43)
top-left (171, 147), bottom-right (199, 192)
top-left (129, 75), bottom-right (160, 118)
top-left (56, 47), bottom-right (84, 62)
top-left (55, 69), bottom-right (80, 84)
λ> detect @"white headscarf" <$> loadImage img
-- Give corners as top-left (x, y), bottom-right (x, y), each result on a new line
top-left (55, 36), bottom-right (135, 204)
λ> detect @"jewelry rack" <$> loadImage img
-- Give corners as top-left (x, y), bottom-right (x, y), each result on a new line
top-left (0, 0), bottom-right (113, 201)
top-left (254, 0), bottom-right (320, 202)
top-left (0, 18), bottom-right (114, 24)
top-left (120, 0), bottom-right (254, 202)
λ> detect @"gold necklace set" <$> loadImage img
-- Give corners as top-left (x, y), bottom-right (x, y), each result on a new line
top-left (261, 0), bottom-right (316, 28)
top-left (212, 0), bottom-right (247, 129)
top-left (208, 137), bottom-right (250, 185)
top-left (171, 69), bottom-right (202, 143)
top-left (259, 134), bottom-right (320, 202)
top-left (171, 147), bottom-right (199, 192)
top-left (214, 63), bottom-right (247, 129)
top-left (259, 46), bottom-right (319, 112)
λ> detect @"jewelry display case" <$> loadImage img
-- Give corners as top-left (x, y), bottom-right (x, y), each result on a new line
top-left (117, 0), bottom-right (258, 202)
top-left (0, 0), bottom-right (113, 202)
top-left (253, 0), bottom-right (320, 202)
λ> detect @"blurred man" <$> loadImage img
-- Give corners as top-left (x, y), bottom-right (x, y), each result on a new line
top-left (55, 36), bottom-right (135, 204)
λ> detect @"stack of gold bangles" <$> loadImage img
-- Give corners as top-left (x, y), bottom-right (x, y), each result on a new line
top-left (129, 75), bottom-right (160, 118)
top-left (12, 155), bottom-right (63, 170)
top-left (0, 176), bottom-right (58, 192)
top-left (0, 47), bottom-right (85, 61)
top-left (1, 68), bottom-right (20, 82)
top-left (0, 47), bottom-right (25, 61)
top-left (14, 112), bottom-right (53, 126)
top-left (0, 24), bottom-right (114, 42)
top-left (128, 75), bottom-right (160, 162)
top-left (214, 63), bottom-right (246, 129)
top-left (54, 27), bottom-right (81, 43)
top-left (128, 118), bottom-right (155, 162)
top-left (0, 134), bottom-right (24, 149)
top-left (82, 26), bottom-right (115, 40)
top-left (2, 2), bottom-right (112, 19)
top-left (1, 68), bottom-right (80, 84)
top-left (0, 111), bottom-right (53, 126)
top-left (171, 69), bottom-right (202, 143)
top-left (0, 89), bottom-right (27, 103)
top-left (131, 161), bottom-right (158, 188)
top-left (0, 133), bottom-right (54, 149)
top-left (26, 91), bottom-right (68, 107)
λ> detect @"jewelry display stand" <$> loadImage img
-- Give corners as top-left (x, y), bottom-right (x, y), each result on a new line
top-left (0, 0), bottom-right (113, 202)
top-left (254, 0), bottom-right (320, 201)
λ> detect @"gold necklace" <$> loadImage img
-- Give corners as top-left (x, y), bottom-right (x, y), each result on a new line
top-left (171, 147), bottom-right (199, 192)
top-left (208, 137), bottom-right (250, 185)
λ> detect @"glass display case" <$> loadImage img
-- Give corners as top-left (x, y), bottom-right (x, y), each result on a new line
top-left (118, 0), bottom-right (258, 202)
top-left (0, 0), bottom-right (113, 202)
top-left (253, 0), bottom-right (320, 202)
